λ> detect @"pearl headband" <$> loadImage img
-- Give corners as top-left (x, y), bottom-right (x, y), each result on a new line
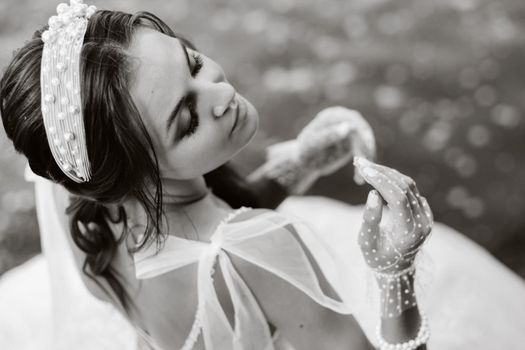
top-left (40, 0), bottom-right (96, 183)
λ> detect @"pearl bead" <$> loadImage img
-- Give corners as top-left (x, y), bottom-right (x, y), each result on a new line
top-left (48, 16), bottom-right (60, 28)
top-left (64, 132), bottom-right (75, 141)
top-left (44, 94), bottom-right (55, 103)
top-left (86, 6), bottom-right (96, 18)
top-left (57, 112), bottom-right (65, 120)
top-left (62, 163), bottom-right (71, 171)
top-left (68, 105), bottom-right (79, 114)
top-left (60, 97), bottom-right (69, 105)
top-left (51, 77), bottom-right (60, 86)
top-left (42, 31), bottom-right (51, 43)
top-left (56, 62), bottom-right (67, 72)
top-left (56, 3), bottom-right (69, 15)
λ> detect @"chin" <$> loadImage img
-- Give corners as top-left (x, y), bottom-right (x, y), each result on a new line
top-left (243, 106), bottom-right (259, 143)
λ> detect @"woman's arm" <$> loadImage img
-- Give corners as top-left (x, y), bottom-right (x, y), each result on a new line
top-left (247, 107), bottom-right (376, 201)
top-left (378, 279), bottom-right (428, 350)
top-left (355, 157), bottom-right (433, 350)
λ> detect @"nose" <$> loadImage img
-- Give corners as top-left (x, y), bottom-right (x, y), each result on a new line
top-left (212, 67), bottom-right (227, 84)
top-left (211, 82), bottom-right (236, 118)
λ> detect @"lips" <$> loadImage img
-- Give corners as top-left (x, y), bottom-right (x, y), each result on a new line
top-left (230, 102), bottom-right (240, 134)
top-left (230, 96), bottom-right (246, 135)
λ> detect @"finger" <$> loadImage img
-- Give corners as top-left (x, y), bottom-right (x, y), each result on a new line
top-left (419, 196), bottom-right (434, 232)
top-left (352, 130), bottom-right (376, 162)
top-left (316, 106), bottom-right (359, 126)
top-left (380, 168), bottom-right (435, 240)
top-left (359, 190), bottom-right (383, 250)
top-left (313, 107), bottom-right (376, 159)
top-left (386, 167), bottom-right (426, 210)
top-left (354, 157), bottom-right (410, 214)
top-left (356, 161), bottom-right (425, 239)
top-left (301, 109), bottom-right (354, 139)
top-left (309, 123), bottom-right (353, 148)
top-left (356, 159), bottom-right (425, 232)
top-left (379, 167), bottom-right (422, 218)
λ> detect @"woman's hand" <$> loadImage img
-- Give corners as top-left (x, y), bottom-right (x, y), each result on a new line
top-left (250, 106), bottom-right (376, 194)
top-left (295, 106), bottom-right (376, 184)
top-left (354, 157), bottom-right (433, 274)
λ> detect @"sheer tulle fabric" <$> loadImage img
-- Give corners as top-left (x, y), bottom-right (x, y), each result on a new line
top-left (133, 209), bottom-right (358, 350)
top-left (4, 168), bottom-right (525, 350)
top-left (0, 166), bottom-right (137, 349)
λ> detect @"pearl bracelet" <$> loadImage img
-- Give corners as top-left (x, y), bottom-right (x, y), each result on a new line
top-left (376, 311), bottom-right (430, 350)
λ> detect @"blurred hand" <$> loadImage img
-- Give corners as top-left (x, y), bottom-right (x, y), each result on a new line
top-left (354, 157), bottom-right (433, 273)
top-left (259, 107), bottom-right (376, 194)
top-left (296, 106), bottom-right (376, 184)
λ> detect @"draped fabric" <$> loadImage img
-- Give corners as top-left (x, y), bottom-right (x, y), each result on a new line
top-left (0, 166), bottom-right (137, 350)
top-left (3, 168), bottom-right (525, 350)
top-left (133, 208), bottom-right (356, 350)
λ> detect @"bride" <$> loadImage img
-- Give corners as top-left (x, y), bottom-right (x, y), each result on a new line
top-left (1, 1), bottom-right (525, 349)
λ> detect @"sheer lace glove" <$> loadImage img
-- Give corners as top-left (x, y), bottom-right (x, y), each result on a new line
top-left (354, 157), bottom-right (433, 318)
top-left (250, 107), bottom-right (376, 194)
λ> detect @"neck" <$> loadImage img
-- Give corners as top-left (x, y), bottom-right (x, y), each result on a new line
top-left (160, 176), bottom-right (210, 205)
top-left (119, 175), bottom-right (233, 243)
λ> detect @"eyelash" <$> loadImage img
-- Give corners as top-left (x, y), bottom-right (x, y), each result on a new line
top-left (183, 51), bottom-right (204, 138)
top-left (191, 52), bottom-right (204, 76)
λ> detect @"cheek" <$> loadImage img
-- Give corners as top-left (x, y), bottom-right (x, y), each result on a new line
top-left (165, 123), bottom-right (235, 178)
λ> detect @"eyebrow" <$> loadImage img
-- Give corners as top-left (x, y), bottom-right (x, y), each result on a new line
top-left (166, 40), bottom-right (192, 135)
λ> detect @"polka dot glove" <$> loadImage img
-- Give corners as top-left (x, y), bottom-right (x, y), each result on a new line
top-left (354, 156), bottom-right (433, 318)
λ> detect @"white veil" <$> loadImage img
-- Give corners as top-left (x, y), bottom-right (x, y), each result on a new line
top-left (0, 165), bottom-right (137, 349)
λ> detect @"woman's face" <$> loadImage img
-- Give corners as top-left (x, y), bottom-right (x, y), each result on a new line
top-left (127, 27), bottom-right (259, 179)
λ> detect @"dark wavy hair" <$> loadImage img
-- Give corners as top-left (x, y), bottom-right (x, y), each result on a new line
top-left (0, 10), bottom-right (259, 313)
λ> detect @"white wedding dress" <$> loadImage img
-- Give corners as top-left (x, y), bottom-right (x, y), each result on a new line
top-left (1, 169), bottom-right (525, 349)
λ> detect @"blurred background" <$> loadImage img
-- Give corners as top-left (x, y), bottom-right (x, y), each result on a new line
top-left (0, 0), bottom-right (524, 279)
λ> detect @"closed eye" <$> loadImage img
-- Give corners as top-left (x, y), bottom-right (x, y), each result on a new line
top-left (166, 43), bottom-right (205, 142)
top-left (190, 51), bottom-right (203, 77)
top-left (180, 50), bottom-right (204, 138)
